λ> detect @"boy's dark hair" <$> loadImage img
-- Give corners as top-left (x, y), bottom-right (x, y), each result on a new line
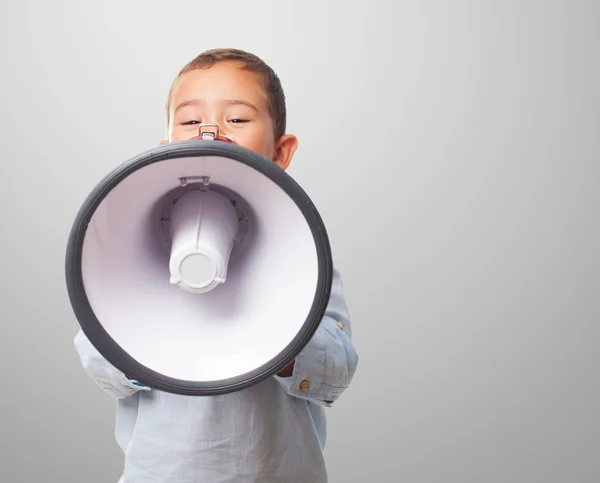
top-left (166, 48), bottom-right (287, 140)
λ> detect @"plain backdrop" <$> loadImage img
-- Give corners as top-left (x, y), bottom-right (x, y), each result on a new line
top-left (1, 1), bottom-right (599, 482)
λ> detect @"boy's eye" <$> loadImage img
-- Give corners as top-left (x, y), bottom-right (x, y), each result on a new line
top-left (182, 120), bottom-right (200, 125)
top-left (229, 119), bottom-right (249, 123)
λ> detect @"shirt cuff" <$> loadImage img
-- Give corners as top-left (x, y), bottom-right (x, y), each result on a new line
top-left (273, 315), bottom-right (357, 406)
top-left (74, 330), bottom-right (151, 399)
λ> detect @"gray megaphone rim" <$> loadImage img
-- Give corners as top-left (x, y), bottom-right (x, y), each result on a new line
top-left (65, 140), bottom-right (333, 396)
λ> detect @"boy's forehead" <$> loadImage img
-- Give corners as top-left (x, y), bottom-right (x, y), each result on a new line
top-left (170, 62), bottom-right (267, 106)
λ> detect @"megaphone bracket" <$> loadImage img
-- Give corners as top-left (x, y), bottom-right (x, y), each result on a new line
top-left (196, 124), bottom-right (235, 143)
top-left (178, 175), bottom-right (211, 187)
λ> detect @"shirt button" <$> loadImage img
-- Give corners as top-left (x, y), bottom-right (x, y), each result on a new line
top-left (337, 321), bottom-right (345, 330)
top-left (299, 379), bottom-right (310, 392)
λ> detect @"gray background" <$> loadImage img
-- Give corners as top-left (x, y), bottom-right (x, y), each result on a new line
top-left (1, 1), bottom-right (598, 482)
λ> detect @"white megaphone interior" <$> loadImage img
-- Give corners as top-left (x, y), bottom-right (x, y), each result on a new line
top-left (81, 153), bottom-right (320, 382)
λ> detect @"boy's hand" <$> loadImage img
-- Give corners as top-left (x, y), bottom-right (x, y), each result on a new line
top-left (277, 360), bottom-right (295, 377)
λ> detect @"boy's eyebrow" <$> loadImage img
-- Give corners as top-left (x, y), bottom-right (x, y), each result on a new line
top-left (224, 99), bottom-right (260, 112)
top-left (174, 99), bottom-right (260, 113)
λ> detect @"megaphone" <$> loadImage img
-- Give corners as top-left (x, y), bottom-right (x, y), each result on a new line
top-left (65, 128), bottom-right (333, 396)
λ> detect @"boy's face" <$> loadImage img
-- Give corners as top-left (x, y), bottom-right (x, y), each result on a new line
top-left (163, 61), bottom-right (297, 170)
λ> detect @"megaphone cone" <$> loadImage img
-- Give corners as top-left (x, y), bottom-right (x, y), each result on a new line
top-left (65, 139), bottom-right (333, 396)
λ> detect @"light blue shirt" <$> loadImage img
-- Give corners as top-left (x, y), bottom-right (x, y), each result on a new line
top-left (74, 266), bottom-right (358, 483)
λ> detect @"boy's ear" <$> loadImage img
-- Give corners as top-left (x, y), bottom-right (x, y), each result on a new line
top-left (272, 134), bottom-right (298, 171)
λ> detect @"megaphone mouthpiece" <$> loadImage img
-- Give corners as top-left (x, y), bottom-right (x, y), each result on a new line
top-left (168, 188), bottom-right (239, 294)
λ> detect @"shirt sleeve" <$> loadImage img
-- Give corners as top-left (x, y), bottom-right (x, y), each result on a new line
top-left (74, 329), bottom-right (151, 399)
top-left (273, 265), bottom-right (359, 407)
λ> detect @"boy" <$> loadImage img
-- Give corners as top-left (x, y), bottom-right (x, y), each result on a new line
top-left (74, 48), bottom-right (358, 483)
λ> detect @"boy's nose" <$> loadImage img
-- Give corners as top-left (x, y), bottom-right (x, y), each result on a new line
top-left (189, 124), bottom-right (235, 143)
top-left (198, 124), bottom-right (220, 140)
